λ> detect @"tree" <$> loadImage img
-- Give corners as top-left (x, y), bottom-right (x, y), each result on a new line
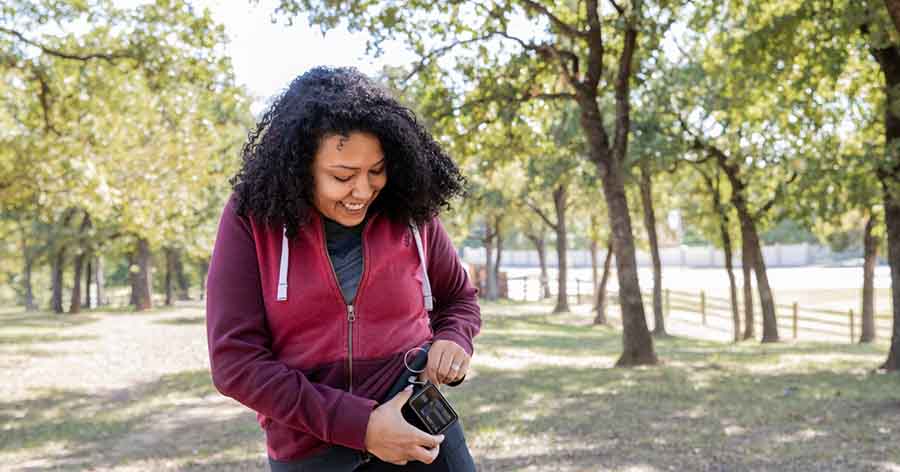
top-left (522, 102), bottom-right (587, 313)
top-left (275, 0), bottom-right (683, 365)
top-left (707, 0), bottom-right (900, 366)
top-left (660, 14), bottom-right (828, 343)
top-left (696, 165), bottom-right (742, 342)
top-left (1, 1), bottom-right (252, 313)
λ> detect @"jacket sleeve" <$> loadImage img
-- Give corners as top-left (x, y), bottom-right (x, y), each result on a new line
top-left (424, 217), bottom-right (482, 357)
top-left (205, 197), bottom-right (376, 451)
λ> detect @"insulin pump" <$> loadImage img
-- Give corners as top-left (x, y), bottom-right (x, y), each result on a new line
top-left (402, 347), bottom-right (459, 435)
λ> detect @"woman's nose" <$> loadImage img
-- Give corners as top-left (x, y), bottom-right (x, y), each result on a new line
top-left (352, 175), bottom-right (374, 199)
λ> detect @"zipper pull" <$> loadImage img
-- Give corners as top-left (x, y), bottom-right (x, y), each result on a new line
top-left (348, 304), bottom-right (355, 322)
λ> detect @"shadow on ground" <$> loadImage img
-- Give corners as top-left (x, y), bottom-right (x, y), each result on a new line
top-left (1, 370), bottom-right (266, 471)
top-left (447, 310), bottom-right (900, 471)
top-left (2, 301), bottom-right (897, 471)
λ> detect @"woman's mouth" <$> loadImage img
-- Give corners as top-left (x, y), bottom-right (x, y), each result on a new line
top-left (341, 201), bottom-right (366, 212)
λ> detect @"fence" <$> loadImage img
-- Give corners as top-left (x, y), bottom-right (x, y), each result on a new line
top-left (463, 243), bottom-right (862, 268)
top-left (504, 274), bottom-right (894, 343)
top-left (636, 288), bottom-right (894, 343)
top-left (506, 275), bottom-right (595, 304)
top-left (41, 285), bottom-right (201, 313)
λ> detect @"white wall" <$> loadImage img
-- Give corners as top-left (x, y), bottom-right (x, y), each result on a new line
top-left (462, 243), bottom-right (822, 268)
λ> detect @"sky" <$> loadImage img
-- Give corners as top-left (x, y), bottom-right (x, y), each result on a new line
top-left (193, 0), bottom-right (416, 114)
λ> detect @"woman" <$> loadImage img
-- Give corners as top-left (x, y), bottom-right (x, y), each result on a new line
top-left (205, 66), bottom-right (481, 471)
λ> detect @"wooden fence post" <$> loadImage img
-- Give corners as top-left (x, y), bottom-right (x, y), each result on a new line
top-left (701, 290), bottom-right (707, 325)
top-left (792, 302), bottom-right (798, 340)
top-left (849, 309), bottom-right (855, 343)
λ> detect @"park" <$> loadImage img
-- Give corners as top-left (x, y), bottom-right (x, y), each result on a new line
top-left (2, 0), bottom-right (899, 470)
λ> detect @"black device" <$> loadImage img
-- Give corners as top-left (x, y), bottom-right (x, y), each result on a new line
top-left (403, 382), bottom-right (459, 435)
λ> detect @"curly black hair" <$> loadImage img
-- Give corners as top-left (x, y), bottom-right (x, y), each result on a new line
top-left (230, 66), bottom-right (466, 237)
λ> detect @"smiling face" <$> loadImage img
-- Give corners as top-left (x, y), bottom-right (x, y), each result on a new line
top-left (311, 131), bottom-right (387, 227)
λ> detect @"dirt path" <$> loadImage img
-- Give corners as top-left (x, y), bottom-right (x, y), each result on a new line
top-left (1, 303), bottom-right (266, 471)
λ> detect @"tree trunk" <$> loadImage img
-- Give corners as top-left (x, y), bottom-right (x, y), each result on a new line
top-left (23, 249), bottom-right (37, 312)
top-left (175, 250), bottom-right (191, 300)
top-left (483, 223), bottom-right (497, 301)
top-left (718, 158), bottom-right (779, 343)
top-left (165, 247), bottom-right (175, 306)
top-left (702, 169), bottom-right (741, 342)
top-left (881, 195), bottom-right (900, 370)
top-left (526, 233), bottom-right (551, 299)
top-left (51, 249), bottom-right (66, 313)
top-left (199, 260), bottom-right (208, 301)
top-left (582, 121), bottom-right (656, 364)
top-left (640, 162), bottom-right (666, 336)
top-left (130, 237), bottom-right (153, 311)
top-left (552, 185), bottom-right (570, 313)
top-left (721, 213), bottom-right (741, 343)
top-left (873, 44), bottom-right (900, 369)
top-left (861, 212), bottom-right (878, 343)
top-left (738, 208), bottom-right (779, 342)
top-left (20, 226), bottom-right (37, 311)
top-left (69, 214), bottom-right (91, 314)
top-left (95, 255), bottom-right (106, 306)
top-left (129, 253), bottom-right (138, 307)
top-left (594, 239), bottom-right (614, 325)
top-left (85, 258), bottom-right (93, 309)
top-left (70, 251), bottom-right (85, 314)
top-left (591, 238), bottom-right (599, 303)
top-left (494, 216), bottom-right (504, 299)
top-left (50, 208), bottom-right (78, 313)
top-left (741, 237), bottom-right (755, 340)
top-left (885, 0), bottom-right (900, 36)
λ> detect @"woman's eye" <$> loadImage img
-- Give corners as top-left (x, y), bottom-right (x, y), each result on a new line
top-left (334, 175), bottom-right (352, 183)
top-left (370, 167), bottom-right (385, 175)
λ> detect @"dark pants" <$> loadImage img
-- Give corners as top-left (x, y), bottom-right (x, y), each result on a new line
top-left (269, 348), bottom-right (476, 472)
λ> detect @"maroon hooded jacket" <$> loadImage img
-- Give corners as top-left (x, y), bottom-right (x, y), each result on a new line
top-left (206, 196), bottom-right (481, 461)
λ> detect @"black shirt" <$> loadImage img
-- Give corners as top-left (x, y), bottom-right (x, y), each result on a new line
top-left (323, 217), bottom-right (365, 304)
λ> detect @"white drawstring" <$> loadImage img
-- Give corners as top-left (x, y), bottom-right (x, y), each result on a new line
top-left (274, 220), bottom-right (433, 312)
top-left (409, 221), bottom-right (434, 311)
top-left (276, 226), bottom-right (289, 301)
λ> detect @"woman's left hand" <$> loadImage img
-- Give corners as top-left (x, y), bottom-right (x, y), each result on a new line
top-left (421, 340), bottom-right (470, 385)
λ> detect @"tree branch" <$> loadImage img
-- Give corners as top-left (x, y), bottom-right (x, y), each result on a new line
top-left (885, 0), bottom-right (900, 36)
top-left (754, 171), bottom-right (798, 218)
top-left (525, 199), bottom-right (559, 231)
top-left (495, 31), bottom-right (581, 85)
top-left (402, 34), bottom-right (499, 83)
top-left (519, 0), bottom-right (589, 39)
top-left (608, 0), bottom-right (625, 15)
top-left (32, 66), bottom-right (61, 136)
top-left (0, 27), bottom-right (130, 62)
top-left (612, 23), bottom-right (638, 162)
top-left (585, 0), bottom-right (604, 90)
top-left (439, 89), bottom-right (576, 120)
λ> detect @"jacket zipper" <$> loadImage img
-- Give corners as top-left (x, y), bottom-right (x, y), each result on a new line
top-left (320, 217), bottom-right (370, 395)
top-left (347, 304), bottom-right (355, 394)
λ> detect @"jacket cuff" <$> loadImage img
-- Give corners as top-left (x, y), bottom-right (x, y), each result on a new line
top-left (329, 393), bottom-right (377, 451)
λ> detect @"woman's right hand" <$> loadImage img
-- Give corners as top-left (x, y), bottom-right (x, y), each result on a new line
top-left (364, 386), bottom-right (445, 465)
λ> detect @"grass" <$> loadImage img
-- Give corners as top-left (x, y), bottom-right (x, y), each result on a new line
top-left (449, 305), bottom-right (898, 471)
top-left (1, 301), bottom-right (898, 471)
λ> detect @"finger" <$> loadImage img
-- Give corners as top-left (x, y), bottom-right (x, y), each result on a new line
top-left (411, 428), bottom-right (445, 449)
top-left (451, 356), bottom-right (470, 382)
top-left (410, 444), bottom-right (441, 464)
top-left (437, 351), bottom-right (456, 384)
top-left (426, 349), bottom-right (444, 385)
top-left (388, 385), bottom-right (414, 406)
top-left (452, 354), bottom-right (469, 382)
